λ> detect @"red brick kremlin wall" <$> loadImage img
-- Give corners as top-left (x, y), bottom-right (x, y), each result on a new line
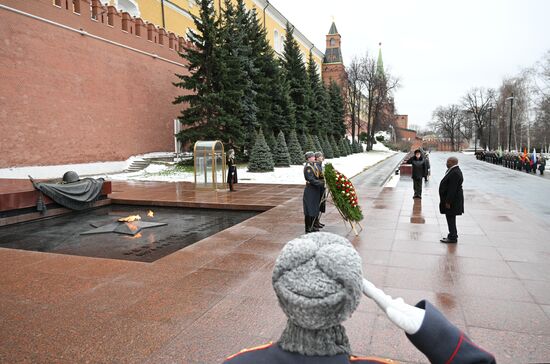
top-left (0, 0), bottom-right (190, 168)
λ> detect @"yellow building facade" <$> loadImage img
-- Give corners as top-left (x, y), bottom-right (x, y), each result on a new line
top-left (104, 0), bottom-right (324, 69)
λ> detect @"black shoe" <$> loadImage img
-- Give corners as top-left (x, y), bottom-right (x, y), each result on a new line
top-left (440, 238), bottom-right (457, 244)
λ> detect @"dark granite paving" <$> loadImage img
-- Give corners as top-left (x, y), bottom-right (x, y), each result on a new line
top-left (1, 155), bottom-right (550, 363)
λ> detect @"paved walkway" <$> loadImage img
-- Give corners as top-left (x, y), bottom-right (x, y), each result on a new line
top-left (1, 152), bottom-right (550, 363)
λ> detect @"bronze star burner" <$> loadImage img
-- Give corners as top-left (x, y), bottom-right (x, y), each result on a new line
top-left (81, 213), bottom-right (167, 236)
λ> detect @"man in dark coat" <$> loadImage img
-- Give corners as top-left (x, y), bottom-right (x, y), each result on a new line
top-left (439, 156), bottom-right (464, 244)
top-left (407, 149), bottom-right (427, 199)
top-left (303, 152), bottom-right (323, 233)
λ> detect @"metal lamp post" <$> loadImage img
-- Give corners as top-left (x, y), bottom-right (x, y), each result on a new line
top-left (506, 94), bottom-right (514, 152)
top-left (487, 106), bottom-right (494, 150)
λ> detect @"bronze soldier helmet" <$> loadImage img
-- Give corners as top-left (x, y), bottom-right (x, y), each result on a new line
top-left (62, 171), bottom-right (80, 183)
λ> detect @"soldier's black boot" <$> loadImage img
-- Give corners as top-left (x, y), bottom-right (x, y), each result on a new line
top-left (314, 217), bottom-right (323, 229)
top-left (305, 216), bottom-right (319, 233)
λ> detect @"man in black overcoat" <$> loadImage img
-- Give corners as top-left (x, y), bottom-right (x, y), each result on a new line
top-left (303, 152), bottom-right (323, 233)
top-left (439, 156), bottom-right (464, 244)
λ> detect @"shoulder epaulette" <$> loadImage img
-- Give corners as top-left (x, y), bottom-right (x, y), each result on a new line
top-left (225, 342), bottom-right (273, 361)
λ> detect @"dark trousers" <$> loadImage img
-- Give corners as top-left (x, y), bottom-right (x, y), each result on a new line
top-left (413, 178), bottom-right (422, 197)
top-left (446, 214), bottom-right (458, 240)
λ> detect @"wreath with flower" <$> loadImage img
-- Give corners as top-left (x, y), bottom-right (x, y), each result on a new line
top-left (324, 163), bottom-right (363, 223)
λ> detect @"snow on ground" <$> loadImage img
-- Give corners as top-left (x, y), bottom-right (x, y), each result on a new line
top-left (0, 143), bottom-right (395, 184)
top-left (92, 149), bottom-right (396, 184)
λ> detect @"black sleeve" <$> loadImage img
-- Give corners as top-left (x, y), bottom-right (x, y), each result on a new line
top-left (406, 301), bottom-right (496, 364)
top-left (304, 167), bottom-right (324, 187)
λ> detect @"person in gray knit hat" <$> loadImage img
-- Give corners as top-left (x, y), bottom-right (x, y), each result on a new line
top-left (273, 231), bottom-right (362, 356)
top-left (224, 232), bottom-right (495, 364)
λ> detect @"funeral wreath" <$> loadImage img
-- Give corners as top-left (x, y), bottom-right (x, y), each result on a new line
top-left (324, 163), bottom-right (363, 223)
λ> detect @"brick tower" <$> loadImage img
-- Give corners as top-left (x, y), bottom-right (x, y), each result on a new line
top-left (322, 21), bottom-right (347, 89)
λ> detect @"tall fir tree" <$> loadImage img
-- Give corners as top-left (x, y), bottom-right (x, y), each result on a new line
top-left (328, 81), bottom-right (346, 138)
top-left (281, 23), bottom-right (311, 134)
top-left (265, 129), bottom-right (277, 153)
top-left (339, 138), bottom-right (349, 156)
top-left (330, 135), bottom-right (341, 158)
top-left (321, 135), bottom-right (334, 158)
top-left (247, 9), bottom-right (295, 139)
top-left (287, 129), bottom-right (304, 164)
top-left (218, 0), bottom-right (256, 150)
top-left (273, 131), bottom-right (291, 167)
top-left (299, 133), bottom-right (308, 153)
top-left (304, 134), bottom-right (316, 153)
top-left (307, 51), bottom-right (329, 133)
top-left (344, 138), bottom-right (353, 155)
top-left (248, 128), bottom-right (274, 172)
top-left (312, 135), bottom-right (323, 154)
top-left (174, 0), bottom-right (229, 145)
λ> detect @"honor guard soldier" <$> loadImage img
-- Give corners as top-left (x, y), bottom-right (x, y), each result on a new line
top-left (303, 152), bottom-right (324, 233)
top-left (314, 152), bottom-right (326, 229)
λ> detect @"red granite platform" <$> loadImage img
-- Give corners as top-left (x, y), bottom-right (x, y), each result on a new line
top-left (0, 178), bottom-right (112, 226)
top-left (1, 177), bottom-right (549, 363)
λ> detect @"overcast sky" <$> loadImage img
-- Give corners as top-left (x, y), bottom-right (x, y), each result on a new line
top-left (270, 0), bottom-right (550, 128)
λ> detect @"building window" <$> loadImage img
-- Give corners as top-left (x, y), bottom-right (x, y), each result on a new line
top-left (274, 30), bottom-right (279, 52)
top-left (280, 35), bottom-right (284, 52)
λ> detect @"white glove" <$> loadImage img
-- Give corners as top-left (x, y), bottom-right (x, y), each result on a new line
top-left (362, 278), bottom-right (425, 335)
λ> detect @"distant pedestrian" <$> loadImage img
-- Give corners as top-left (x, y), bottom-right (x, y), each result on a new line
top-left (539, 157), bottom-right (546, 175)
top-left (439, 157), bottom-right (464, 244)
top-left (423, 151), bottom-right (431, 182)
top-left (407, 149), bottom-right (427, 199)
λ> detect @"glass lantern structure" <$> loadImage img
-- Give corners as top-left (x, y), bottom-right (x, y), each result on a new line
top-left (193, 140), bottom-right (226, 189)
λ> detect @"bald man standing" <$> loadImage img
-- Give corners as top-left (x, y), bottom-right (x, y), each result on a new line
top-left (439, 157), bottom-right (464, 244)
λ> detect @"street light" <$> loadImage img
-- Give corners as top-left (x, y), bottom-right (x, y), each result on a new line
top-left (506, 94), bottom-right (514, 152)
top-left (487, 105), bottom-right (494, 150)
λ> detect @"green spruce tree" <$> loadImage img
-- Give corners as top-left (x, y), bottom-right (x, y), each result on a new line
top-left (174, 0), bottom-right (230, 145)
top-left (345, 138), bottom-right (353, 155)
top-left (247, 9), bottom-right (295, 138)
top-left (218, 0), bottom-right (257, 150)
top-left (328, 81), bottom-right (346, 138)
top-left (321, 135), bottom-right (334, 158)
top-left (273, 131), bottom-right (291, 167)
top-left (265, 129), bottom-right (277, 153)
top-left (330, 135), bottom-right (341, 158)
top-left (312, 135), bottom-right (323, 154)
top-left (339, 138), bottom-right (349, 156)
top-left (287, 129), bottom-right (304, 164)
top-left (299, 133), bottom-right (308, 152)
top-left (248, 128), bottom-right (274, 172)
top-left (281, 23), bottom-right (311, 134)
top-left (304, 134), bottom-right (316, 153)
top-left (307, 51), bottom-right (329, 133)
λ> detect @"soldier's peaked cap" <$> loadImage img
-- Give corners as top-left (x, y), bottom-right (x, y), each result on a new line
top-left (305, 151), bottom-right (315, 159)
